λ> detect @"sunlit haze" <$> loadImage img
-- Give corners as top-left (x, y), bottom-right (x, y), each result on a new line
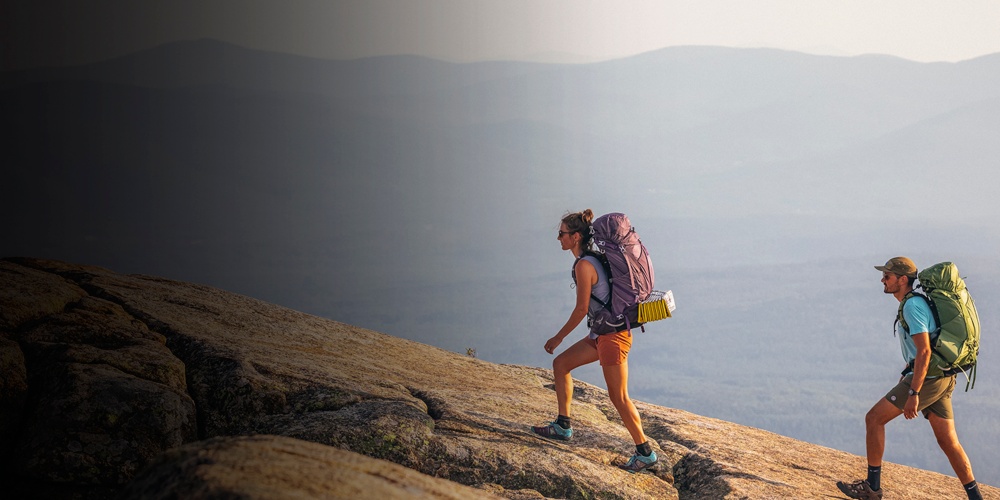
top-left (4, 0), bottom-right (1000, 70)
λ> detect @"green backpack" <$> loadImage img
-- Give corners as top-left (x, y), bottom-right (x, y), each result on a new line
top-left (897, 262), bottom-right (980, 390)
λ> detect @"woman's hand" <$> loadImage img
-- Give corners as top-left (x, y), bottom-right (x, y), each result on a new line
top-left (544, 336), bottom-right (563, 354)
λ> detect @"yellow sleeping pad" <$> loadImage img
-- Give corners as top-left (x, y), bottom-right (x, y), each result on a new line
top-left (637, 290), bottom-right (675, 323)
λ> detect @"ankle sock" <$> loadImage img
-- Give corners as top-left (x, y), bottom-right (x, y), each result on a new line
top-left (867, 465), bottom-right (882, 491)
top-left (555, 415), bottom-right (571, 430)
top-left (636, 441), bottom-right (653, 457)
top-left (964, 480), bottom-right (983, 500)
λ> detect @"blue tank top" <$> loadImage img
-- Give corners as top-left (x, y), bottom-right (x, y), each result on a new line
top-left (580, 255), bottom-right (611, 317)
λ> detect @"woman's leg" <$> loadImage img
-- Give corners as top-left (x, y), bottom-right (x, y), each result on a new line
top-left (603, 360), bottom-right (647, 445)
top-left (553, 337), bottom-right (599, 417)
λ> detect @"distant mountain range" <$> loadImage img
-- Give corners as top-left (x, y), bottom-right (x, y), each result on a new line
top-left (4, 35), bottom-right (1000, 326)
top-left (3, 38), bottom-right (998, 286)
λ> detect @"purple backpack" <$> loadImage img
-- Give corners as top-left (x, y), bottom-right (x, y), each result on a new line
top-left (585, 213), bottom-right (655, 335)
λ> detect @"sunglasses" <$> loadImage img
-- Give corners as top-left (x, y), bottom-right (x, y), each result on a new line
top-left (558, 230), bottom-right (574, 238)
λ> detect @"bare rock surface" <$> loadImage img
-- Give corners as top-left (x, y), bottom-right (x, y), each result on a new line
top-left (120, 434), bottom-right (507, 499)
top-left (1, 257), bottom-right (997, 499)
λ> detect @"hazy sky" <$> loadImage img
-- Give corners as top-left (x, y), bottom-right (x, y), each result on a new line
top-left (4, 0), bottom-right (1000, 70)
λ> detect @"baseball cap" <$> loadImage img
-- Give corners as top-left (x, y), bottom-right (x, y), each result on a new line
top-left (875, 256), bottom-right (917, 277)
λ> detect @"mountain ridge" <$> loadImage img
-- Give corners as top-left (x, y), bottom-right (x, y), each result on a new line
top-left (2, 257), bottom-right (997, 499)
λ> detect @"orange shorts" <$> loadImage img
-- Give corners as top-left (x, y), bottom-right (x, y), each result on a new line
top-left (585, 330), bottom-right (633, 366)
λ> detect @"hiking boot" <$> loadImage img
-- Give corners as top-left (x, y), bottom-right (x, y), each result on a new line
top-left (619, 450), bottom-right (657, 473)
top-left (836, 479), bottom-right (883, 500)
top-left (531, 421), bottom-right (573, 441)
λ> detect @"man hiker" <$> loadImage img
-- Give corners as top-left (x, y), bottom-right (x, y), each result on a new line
top-left (836, 257), bottom-right (982, 500)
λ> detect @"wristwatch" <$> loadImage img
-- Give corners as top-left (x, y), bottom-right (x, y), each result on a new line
top-left (908, 388), bottom-right (920, 396)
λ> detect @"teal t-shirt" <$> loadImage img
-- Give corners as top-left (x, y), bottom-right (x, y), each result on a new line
top-left (897, 295), bottom-right (938, 366)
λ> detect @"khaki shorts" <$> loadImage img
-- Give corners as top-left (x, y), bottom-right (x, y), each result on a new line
top-left (885, 373), bottom-right (956, 420)
top-left (584, 330), bottom-right (632, 366)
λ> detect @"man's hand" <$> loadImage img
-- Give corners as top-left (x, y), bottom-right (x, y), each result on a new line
top-left (904, 394), bottom-right (920, 419)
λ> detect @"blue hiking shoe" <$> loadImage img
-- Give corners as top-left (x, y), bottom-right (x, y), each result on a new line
top-left (531, 421), bottom-right (573, 441)
top-left (619, 450), bottom-right (657, 473)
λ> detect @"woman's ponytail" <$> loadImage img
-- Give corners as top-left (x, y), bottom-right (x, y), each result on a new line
top-left (561, 209), bottom-right (595, 252)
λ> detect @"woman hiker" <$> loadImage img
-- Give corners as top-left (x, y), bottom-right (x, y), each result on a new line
top-left (531, 209), bottom-right (657, 473)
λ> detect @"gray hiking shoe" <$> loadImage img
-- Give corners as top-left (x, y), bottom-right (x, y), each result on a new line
top-left (531, 421), bottom-right (573, 441)
top-left (836, 479), bottom-right (883, 499)
top-left (619, 450), bottom-right (657, 473)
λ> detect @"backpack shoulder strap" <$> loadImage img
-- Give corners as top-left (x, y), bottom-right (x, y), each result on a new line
top-left (572, 251), bottom-right (602, 280)
top-left (898, 290), bottom-right (924, 375)
top-left (895, 290), bottom-right (923, 336)
top-left (897, 290), bottom-right (940, 333)
top-left (905, 287), bottom-right (943, 340)
top-left (574, 251), bottom-right (611, 308)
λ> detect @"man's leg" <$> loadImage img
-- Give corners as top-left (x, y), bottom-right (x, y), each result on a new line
top-left (927, 413), bottom-right (975, 484)
top-left (865, 398), bottom-right (903, 466)
top-left (839, 389), bottom-right (905, 497)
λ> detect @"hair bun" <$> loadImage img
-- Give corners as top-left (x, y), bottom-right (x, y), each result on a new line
top-left (581, 209), bottom-right (594, 224)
